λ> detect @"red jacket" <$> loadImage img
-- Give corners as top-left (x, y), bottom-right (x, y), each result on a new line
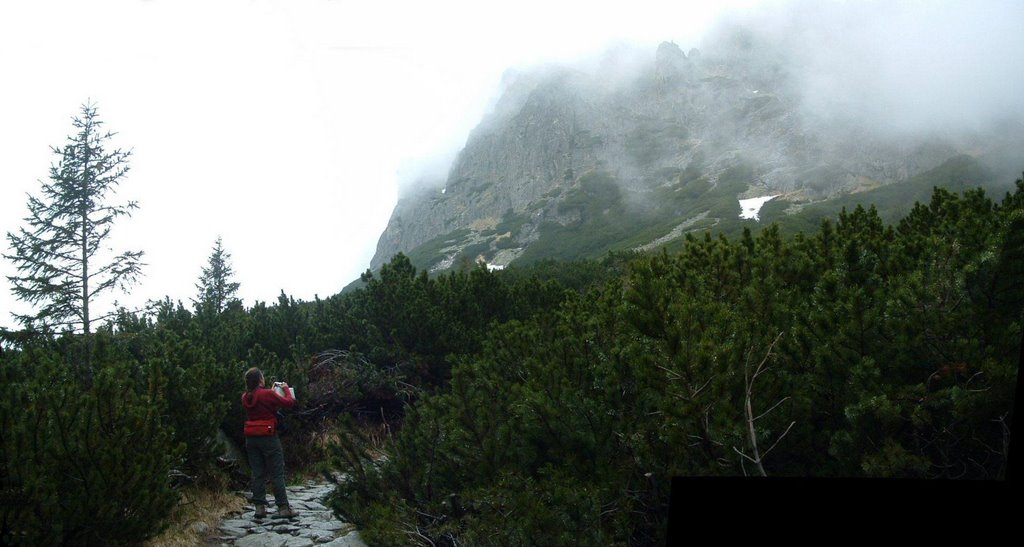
top-left (242, 387), bottom-right (296, 426)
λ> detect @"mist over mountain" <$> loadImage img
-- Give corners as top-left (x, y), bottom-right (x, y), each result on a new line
top-left (371, 8), bottom-right (1024, 273)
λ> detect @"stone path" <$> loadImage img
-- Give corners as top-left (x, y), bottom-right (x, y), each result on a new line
top-left (212, 479), bottom-right (367, 547)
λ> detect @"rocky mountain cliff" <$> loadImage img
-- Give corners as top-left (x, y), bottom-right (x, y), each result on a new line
top-left (370, 34), bottom-right (1013, 273)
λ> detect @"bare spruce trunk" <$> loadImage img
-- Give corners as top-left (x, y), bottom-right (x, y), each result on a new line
top-left (745, 389), bottom-right (767, 477)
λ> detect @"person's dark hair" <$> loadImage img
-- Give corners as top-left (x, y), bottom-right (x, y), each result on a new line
top-left (244, 367), bottom-right (263, 403)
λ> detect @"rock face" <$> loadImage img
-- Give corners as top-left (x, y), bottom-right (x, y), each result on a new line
top-left (369, 35), bottom-right (979, 273)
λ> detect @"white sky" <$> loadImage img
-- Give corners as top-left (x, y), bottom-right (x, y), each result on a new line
top-left (0, 0), bottom-right (762, 328)
top-left (3, 0), bottom-right (1021, 330)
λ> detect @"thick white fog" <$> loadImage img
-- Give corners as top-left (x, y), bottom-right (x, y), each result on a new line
top-left (1, 0), bottom-right (1021, 331)
top-left (714, 0), bottom-right (1024, 135)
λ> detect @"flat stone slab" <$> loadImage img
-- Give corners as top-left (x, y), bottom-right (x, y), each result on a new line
top-left (234, 532), bottom-right (315, 547)
top-left (306, 520), bottom-right (346, 532)
top-left (295, 510), bottom-right (336, 523)
top-left (319, 531), bottom-right (368, 547)
top-left (221, 525), bottom-right (251, 537)
top-left (300, 530), bottom-right (336, 543)
top-left (223, 519), bottom-right (259, 530)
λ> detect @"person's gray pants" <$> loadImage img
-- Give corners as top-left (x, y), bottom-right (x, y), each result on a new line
top-left (245, 435), bottom-right (289, 508)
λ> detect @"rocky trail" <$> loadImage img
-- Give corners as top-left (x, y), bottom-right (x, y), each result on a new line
top-left (210, 479), bottom-right (367, 547)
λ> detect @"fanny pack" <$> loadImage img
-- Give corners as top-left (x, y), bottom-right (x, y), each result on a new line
top-left (244, 419), bottom-right (276, 437)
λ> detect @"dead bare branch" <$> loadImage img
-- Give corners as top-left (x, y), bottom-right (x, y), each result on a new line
top-left (402, 524), bottom-right (436, 547)
top-left (753, 396), bottom-right (791, 423)
top-left (740, 332), bottom-right (787, 477)
top-left (656, 363), bottom-right (683, 381)
top-left (750, 332), bottom-right (784, 385)
top-left (691, 375), bottom-right (716, 399)
top-left (732, 445), bottom-right (759, 464)
top-left (760, 421), bottom-right (796, 460)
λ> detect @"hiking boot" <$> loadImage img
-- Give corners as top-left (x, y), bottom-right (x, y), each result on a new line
top-left (273, 506), bottom-right (298, 519)
top-left (254, 505), bottom-right (267, 519)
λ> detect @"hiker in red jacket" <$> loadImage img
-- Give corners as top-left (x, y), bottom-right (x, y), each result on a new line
top-left (242, 367), bottom-right (297, 519)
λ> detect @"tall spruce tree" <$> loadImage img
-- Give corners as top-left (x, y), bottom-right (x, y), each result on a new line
top-left (4, 102), bottom-right (143, 339)
top-left (194, 236), bottom-right (240, 314)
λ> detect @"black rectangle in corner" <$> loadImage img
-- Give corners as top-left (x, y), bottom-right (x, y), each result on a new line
top-left (666, 476), bottom-right (1015, 541)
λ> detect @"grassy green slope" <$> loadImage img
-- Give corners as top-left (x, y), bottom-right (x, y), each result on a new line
top-left (766, 155), bottom-right (1002, 235)
top-left (386, 154), bottom-right (1013, 273)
